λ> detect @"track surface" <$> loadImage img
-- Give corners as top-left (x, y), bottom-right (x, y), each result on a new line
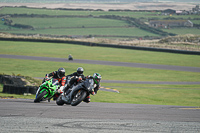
top-left (0, 99), bottom-right (200, 133)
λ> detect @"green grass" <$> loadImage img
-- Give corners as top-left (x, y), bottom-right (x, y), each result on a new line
top-left (0, 41), bottom-right (200, 67)
top-left (0, 40), bottom-right (200, 106)
top-left (0, 82), bottom-right (200, 106)
top-left (1, 27), bottom-right (159, 37)
top-left (1, 7), bottom-right (156, 18)
top-left (1, 7), bottom-right (200, 38)
top-left (163, 28), bottom-right (200, 35)
top-left (10, 17), bottom-right (130, 28)
top-left (1, 7), bottom-right (200, 40)
top-left (0, 58), bottom-right (199, 82)
top-left (93, 83), bottom-right (200, 106)
top-left (2, 7), bottom-right (200, 19)
top-left (191, 20), bottom-right (200, 25)
top-left (0, 21), bottom-right (13, 30)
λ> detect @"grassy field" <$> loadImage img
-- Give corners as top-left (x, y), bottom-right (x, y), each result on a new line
top-left (0, 7), bottom-right (157, 18)
top-left (0, 40), bottom-right (200, 106)
top-left (0, 41), bottom-right (200, 67)
top-left (2, 7), bottom-right (200, 19)
top-left (0, 27), bottom-right (159, 37)
top-left (10, 17), bottom-right (129, 28)
top-left (0, 83), bottom-right (199, 106)
top-left (93, 83), bottom-right (200, 106)
top-left (1, 58), bottom-right (200, 82)
top-left (1, 7), bottom-right (200, 38)
top-left (163, 28), bottom-right (200, 35)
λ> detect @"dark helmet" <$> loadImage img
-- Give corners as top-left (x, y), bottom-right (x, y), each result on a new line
top-left (77, 67), bottom-right (84, 76)
top-left (93, 73), bottom-right (101, 84)
top-left (57, 67), bottom-right (65, 78)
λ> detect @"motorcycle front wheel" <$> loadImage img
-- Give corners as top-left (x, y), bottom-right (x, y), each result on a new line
top-left (71, 90), bottom-right (87, 106)
top-left (34, 91), bottom-right (48, 103)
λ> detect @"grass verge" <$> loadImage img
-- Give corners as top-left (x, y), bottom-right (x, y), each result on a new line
top-left (1, 83), bottom-right (200, 107)
top-left (0, 40), bottom-right (200, 67)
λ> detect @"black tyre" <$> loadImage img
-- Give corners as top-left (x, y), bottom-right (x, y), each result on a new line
top-left (34, 91), bottom-right (48, 103)
top-left (71, 90), bottom-right (87, 106)
top-left (56, 95), bottom-right (65, 106)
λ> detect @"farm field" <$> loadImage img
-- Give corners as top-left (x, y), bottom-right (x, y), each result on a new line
top-left (0, 27), bottom-right (160, 37)
top-left (1, 7), bottom-right (200, 39)
top-left (163, 28), bottom-right (200, 35)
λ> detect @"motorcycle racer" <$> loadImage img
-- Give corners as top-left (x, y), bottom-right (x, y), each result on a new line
top-left (83, 73), bottom-right (102, 103)
top-left (43, 67), bottom-right (66, 92)
top-left (63, 67), bottom-right (86, 94)
top-left (62, 71), bottom-right (101, 104)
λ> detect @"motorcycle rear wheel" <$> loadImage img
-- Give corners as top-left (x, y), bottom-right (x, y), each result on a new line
top-left (71, 90), bottom-right (87, 106)
top-left (34, 91), bottom-right (48, 103)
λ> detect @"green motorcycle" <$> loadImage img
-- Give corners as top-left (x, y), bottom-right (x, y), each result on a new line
top-left (34, 78), bottom-right (61, 103)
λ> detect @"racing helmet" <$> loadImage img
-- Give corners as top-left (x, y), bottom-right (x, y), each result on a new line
top-left (77, 67), bottom-right (84, 76)
top-left (93, 73), bottom-right (101, 84)
top-left (57, 67), bottom-right (65, 78)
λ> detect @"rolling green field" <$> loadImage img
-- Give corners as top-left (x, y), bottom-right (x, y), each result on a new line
top-left (0, 41), bottom-right (200, 67)
top-left (163, 28), bottom-right (200, 35)
top-left (10, 17), bottom-right (129, 28)
top-left (0, 40), bottom-right (200, 106)
top-left (1, 7), bottom-right (200, 38)
top-left (0, 27), bottom-right (159, 37)
top-left (0, 7), bottom-right (157, 17)
top-left (1, 7), bottom-right (200, 19)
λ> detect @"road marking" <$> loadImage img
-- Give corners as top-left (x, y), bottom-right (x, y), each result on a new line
top-left (100, 87), bottom-right (119, 93)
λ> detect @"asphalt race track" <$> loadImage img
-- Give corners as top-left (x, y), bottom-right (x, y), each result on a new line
top-left (0, 99), bottom-right (200, 133)
top-left (0, 54), bottom-right (200, 132)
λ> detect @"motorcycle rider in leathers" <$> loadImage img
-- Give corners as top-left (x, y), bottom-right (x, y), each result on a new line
top-left (62, 67), bottom-right (86, 100)
top-left (62, 67), bottom-right (101, 103)
top-left (43, 67), bottom-right (66, 93)
top-left (84, 73), bottom-right (102, 103)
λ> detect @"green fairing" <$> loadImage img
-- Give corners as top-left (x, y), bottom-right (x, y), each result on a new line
top-left (36, 78), bottom-right (60, 100)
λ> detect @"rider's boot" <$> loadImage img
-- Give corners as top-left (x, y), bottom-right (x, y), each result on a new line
top-left (83, 96), bottom-right (91, 103)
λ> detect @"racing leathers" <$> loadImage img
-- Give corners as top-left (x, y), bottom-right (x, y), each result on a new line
top-left (44, 71), bottom-right (66, 92)
top-left (63, 72), bottom-right (86, 93)
top-left (83, 75), bottom-right (101, 103)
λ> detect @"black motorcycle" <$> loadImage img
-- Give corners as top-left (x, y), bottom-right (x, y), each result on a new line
top-left (56, 78), bottom-right (95, 106)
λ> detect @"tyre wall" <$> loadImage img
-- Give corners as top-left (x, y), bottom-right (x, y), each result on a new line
top-left (3, 85), bottom-right (37, 94)
top-left (0, 75), bottom-right (38, 95)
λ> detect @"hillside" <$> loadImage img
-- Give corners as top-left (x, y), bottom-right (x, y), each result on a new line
top-left (0, 2), bottom-right (195, 11)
